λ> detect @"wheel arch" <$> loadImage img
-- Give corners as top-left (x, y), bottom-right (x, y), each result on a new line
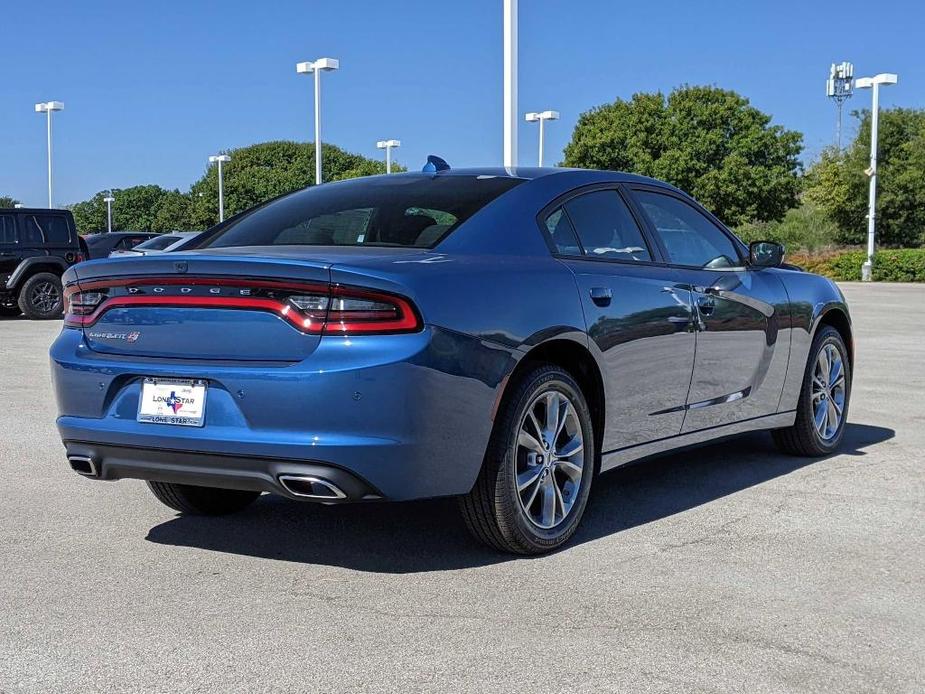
top-left (7, 258), bottom-right (67, 291)
top-left (494, 338), bottom-right (606, 470)
top-left (815, 306), bottom-right (854, 370)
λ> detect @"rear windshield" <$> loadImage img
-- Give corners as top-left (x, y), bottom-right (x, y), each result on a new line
top-left (136, 235), bottom-right (180, 251)
top-left (199, 175), bottom-right (524, 249)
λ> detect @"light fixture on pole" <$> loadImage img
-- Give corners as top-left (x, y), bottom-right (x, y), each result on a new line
top-left (296, 57), bottom-right (340, 186)
top-left (525, 110), bottom-right (559, 167)
top-left (855, 72), bottom-right (898, 282)
top-left (826, 62), bottom-right (854, 150)
top-left (103, 193), bottom-right (115, 233)
top-left (34, 101), bottom-right (64, 208)
top-left (503, 0), bottom-right (518, 168)
top-left (376, 140), bottom-right (401, 174)
top-left (208, 154), bottom-right (231, 223)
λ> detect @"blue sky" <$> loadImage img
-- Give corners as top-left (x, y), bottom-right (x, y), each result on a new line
top-left (1, 0), bottom-right (921, 207)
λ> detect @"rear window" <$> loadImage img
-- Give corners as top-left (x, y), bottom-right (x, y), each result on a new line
top-left (136, 235), bottom-right (180, 251)
top-left (200, 175), bottom-right (524, 249)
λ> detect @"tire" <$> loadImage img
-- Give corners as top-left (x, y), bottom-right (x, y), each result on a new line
top-left (146, 481), bottom-right (261, 515)
top-left (773, 325), bottom-right (851, 456)
top-left (17, 272), bottom-right (64, 319)
top-left (0, 305), bottom-right (21, 317)
top-left (460, 364), bottom-right (595, 555)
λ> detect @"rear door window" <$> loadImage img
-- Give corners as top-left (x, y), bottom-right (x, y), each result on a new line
top-left (559, 190), bottom-right (652, 262)
top-left (23, 214), bottom-right (72, 245)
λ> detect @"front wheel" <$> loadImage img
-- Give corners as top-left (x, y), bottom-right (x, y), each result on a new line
top-left (147, 481), bottom-right (261, 515)
top-left (460, 364), bottom-right (595, 555)
top-left (773, 326), bottom-right (851, 456)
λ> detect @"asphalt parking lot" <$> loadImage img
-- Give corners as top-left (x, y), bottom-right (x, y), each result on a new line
top-left (0, 282), bottom-right (922, 693)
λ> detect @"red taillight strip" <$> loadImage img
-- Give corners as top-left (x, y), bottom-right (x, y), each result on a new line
top-left (66, 295), bottom-right (325, 333)
top-left (64, 277), bottom-right (422, 335)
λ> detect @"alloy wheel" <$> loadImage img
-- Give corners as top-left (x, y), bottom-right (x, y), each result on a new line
top-left (812, 343), bottom-right (846, 441)
top-left (31, 281), bottom-right (61, 314)
top-left (515, 390), bottom-right (585, 529)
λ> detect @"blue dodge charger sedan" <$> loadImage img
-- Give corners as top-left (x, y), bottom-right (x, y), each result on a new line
top-left (51, 165), bottom-right (852, 554)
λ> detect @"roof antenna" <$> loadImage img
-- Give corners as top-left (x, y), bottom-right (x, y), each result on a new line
top-left (422, 155), bottom-right (450, 173)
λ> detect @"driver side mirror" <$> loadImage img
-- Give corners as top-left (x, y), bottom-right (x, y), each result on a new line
top-left (749, 240), bottom-right (785, 268)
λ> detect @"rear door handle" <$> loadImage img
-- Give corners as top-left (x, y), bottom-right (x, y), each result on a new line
top-left (590, 287), bottom-right (612, 307)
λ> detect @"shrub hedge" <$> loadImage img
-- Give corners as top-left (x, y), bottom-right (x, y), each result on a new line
top-left (786, 248), bottom-right (925, 282)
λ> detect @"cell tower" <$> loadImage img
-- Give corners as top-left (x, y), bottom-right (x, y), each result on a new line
top-left (826, 62), bottom-right (854, 150)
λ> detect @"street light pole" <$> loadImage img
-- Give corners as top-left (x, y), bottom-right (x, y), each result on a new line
top-left (525, 110), bottom-right (559, 166)
top-left (34, 101), bottom-right (64, 208)
top-left (104, 194), bottom-right (115, 233)
top-left (855, 73), bottom-right (898, 282)
top-left (209, 154), bottom-right (231, 222)
top-left (296, 58), bottom-right (340, 185)
top-left (503, 0), bottom-right (518, 168)
top-left (376, 140), bottom-right (401, 173)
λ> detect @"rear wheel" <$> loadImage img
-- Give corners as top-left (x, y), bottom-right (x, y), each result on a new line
top-left (773, 326), bottom-right (850, 456)
top-left (146, 481), bottom-right (261, 515)
top-left (460, 364), bottom-right (595, 555)
top-left (17, 272), bottom-right (64, 319)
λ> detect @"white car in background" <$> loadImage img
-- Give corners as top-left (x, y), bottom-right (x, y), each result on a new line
top-left (108, 231), bottom-right (201, 257)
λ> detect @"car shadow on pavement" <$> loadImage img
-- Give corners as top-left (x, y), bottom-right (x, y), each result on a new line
top-left (145, 422), bottom-right (894, 573)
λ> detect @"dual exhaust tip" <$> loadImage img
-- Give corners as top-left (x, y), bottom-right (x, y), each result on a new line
top-left (68, 455), bottom-right (347, 501)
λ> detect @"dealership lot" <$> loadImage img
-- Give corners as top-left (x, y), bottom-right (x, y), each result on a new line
top-left (0, 282), bottom-right (922, 693)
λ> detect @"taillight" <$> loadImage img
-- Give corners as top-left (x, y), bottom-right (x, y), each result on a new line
top-left (63, 278), bottom-right (422, 335)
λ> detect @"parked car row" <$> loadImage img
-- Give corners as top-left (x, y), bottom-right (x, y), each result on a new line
top-left (0, 207), bottom-right (199, 319)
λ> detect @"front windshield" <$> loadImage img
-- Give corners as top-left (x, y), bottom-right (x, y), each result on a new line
top-left (199, 175), bottom-right (524, 249)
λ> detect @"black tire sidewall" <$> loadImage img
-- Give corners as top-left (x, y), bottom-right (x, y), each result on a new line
top-left (18, 273), bottom-right (63, 319)
top-left (496, 367), bottom-right (595, 552)
top-left (801, 327), bottom-right (851, 453)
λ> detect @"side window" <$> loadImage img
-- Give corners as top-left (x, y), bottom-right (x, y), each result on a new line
top-left (24, 214), bottom-right (72, 245)
top-left (634, 191), bottom-right (741, 269)
top-left (544, 208), bottom-right (581, 255)
top-left (0, 215), bottom-right (16, 245)
top-left (562, 190), bottom-right (651, 262)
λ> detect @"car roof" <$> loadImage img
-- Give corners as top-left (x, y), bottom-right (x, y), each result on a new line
top-left (345, 166), bottom-right (684, 194)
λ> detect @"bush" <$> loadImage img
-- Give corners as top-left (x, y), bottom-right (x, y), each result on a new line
top-left (787, 248), bottom-right (925, 282)
top-left (737, 203), bottom-right (838, 252)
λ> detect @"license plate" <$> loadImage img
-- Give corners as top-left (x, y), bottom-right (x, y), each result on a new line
top-left (137, 378), bottom-right (207, 427)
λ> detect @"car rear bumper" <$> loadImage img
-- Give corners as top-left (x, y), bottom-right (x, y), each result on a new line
top-left (51, 325), bottom-right (515, 501)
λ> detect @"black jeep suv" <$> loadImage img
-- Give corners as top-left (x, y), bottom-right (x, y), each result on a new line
top-left (0, 208), bottom-right (85, 319)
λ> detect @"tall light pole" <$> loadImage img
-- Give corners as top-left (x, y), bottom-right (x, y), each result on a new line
top-left (525, 110), bottom-right (559, 166)
top-left (104, 193), bottom-right (115, 233)
top-left (376, 140), bottom-right (401, 173)
top-left (34, 101), bottom-right (64, 208)
top-left (503, 0), bottom-right (518, 167)
top-left (296, 57), bottom-right (340, 185)
top-left (209, 154), bottom-right (231, 223)
top-left (826, 62), bottom-right (854, 150)
top-left (855, 73), bottom-right (898, 282)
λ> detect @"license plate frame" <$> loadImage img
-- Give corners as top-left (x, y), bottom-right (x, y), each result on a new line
top-left (137, 377), bottom-right (208, 427)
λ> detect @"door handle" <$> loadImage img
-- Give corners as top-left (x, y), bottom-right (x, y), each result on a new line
top-left (590, 287), bottom-right (612, 307)
top-left (697, 295), bottom-right (716, 316)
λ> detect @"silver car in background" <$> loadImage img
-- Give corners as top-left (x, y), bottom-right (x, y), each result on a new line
top-left (108, 231), bottom-right (201, 257)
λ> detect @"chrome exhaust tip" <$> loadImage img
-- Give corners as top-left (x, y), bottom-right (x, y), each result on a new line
top-left (278, 475), bottom-right (347, 500)
top-left (68, 455), bottom-right (98, 477)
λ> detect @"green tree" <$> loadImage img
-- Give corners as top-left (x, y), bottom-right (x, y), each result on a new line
top-left (0, 196), bottom-right (20, 208)
top-left (562, 85), bottom-right (803, 226)
top-left (804, 108), bottom-right (925, 247)
top-left (188, 141), bottom-right (404, 228)
top-left (70, 186), bottom-right (195, 234)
